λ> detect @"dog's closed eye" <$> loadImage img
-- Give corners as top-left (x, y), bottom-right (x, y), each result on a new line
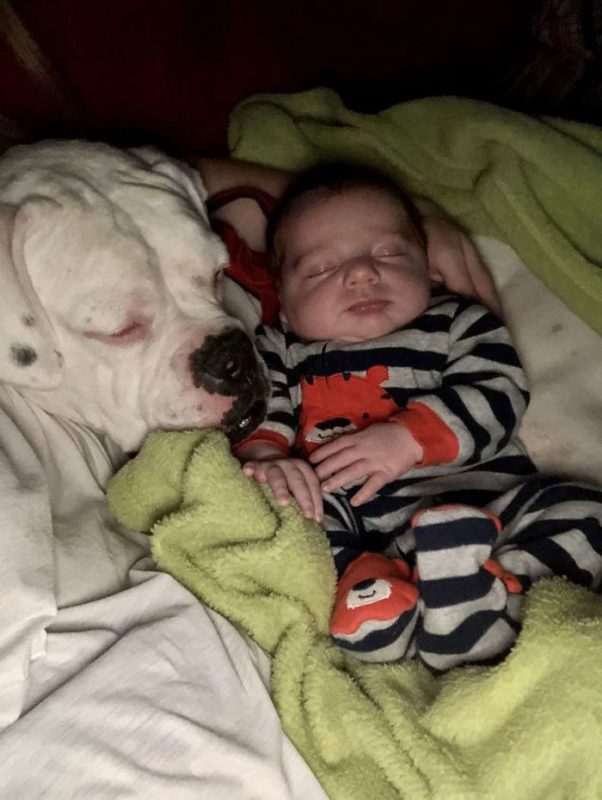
top-left (108, 321), bottom-right (145, 339)
top-left (83, 318), bottom-right (149, 345)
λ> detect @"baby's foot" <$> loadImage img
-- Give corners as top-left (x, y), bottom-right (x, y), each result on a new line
top-left (412, 505), bottom-right (522, 670)
top-left (330, 552), bottom-right (419, 662)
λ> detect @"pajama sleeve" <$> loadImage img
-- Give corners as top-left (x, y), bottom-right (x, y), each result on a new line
top-left (235, 322), bottom-right (296, 456)
top-left (390, 301), bottom-right (529, 467)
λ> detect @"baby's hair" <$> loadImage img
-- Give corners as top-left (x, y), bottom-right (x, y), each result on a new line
top-left (266, 161), bottom-right (426, 275)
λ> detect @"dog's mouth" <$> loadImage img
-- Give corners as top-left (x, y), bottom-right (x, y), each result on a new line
top-left (188, 328), bottom-right (269, 443)
top-left (224, 397), bottom-right (267, 444)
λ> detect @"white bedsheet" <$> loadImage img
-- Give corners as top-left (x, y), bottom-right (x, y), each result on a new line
top-left (478, 237), bottom-right (602, 484)
top-left (0, 237), bottom-right (600, 799)
top-left (0, 383), bottom-right (326, 799)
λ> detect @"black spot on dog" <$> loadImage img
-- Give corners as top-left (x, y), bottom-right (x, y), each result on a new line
top-left (21, 315), bottom-right (36, 327)
top-left (11, 344), bottom-right (38, 367)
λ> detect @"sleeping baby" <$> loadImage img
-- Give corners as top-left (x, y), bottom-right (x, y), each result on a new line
top-left (235, 162), bottom-right (602, 670)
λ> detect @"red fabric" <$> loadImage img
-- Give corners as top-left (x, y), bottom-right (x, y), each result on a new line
top-left (208, 186), bottom-right (280, 325)
top-left (331, 552), bottom-right (418, 636)
top-left (296, 366), bottom-right (400, 455)
top-left (390, 401), bottom-right (460, 466)
top-left (233, 429), bottom-right (290, 458)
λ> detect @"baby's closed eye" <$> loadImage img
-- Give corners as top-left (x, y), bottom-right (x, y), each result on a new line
top-left (305, 261), bottom-right (340, 278)
top-left (375, 249), bottom-right (407, 259)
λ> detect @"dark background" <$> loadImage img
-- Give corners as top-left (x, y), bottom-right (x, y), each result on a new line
top-left (1, 0), bottom-right (600, 156)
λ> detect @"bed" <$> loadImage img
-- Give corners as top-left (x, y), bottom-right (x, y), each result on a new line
top-left (1, 2), bottom-right (602, 798)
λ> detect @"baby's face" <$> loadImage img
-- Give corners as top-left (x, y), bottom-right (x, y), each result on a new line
top-left (276, 188), bottom-right (431, 343)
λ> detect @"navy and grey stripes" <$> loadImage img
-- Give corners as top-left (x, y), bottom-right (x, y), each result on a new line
top-left (254, 294), bottom-right (529, 466)
top-left (252, 294), bottom-right (602, 668)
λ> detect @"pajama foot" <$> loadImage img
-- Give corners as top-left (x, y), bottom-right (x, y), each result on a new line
top-left (412, 505), bottom-right (522, 670)
top-left (330, 552), bottom-right (419, 662)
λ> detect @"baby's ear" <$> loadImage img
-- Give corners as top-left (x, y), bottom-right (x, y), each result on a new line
top-left (426, 252), bottom-right (445, 286)
top-left (428, 264), bottom-right (445, 286)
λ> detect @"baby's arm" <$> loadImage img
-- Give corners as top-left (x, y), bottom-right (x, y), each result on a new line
top-left (417, 202), bottom-right (502, 318)
top-left (392, 299), bottom-right (529, 469)
top-left (234, 322), bottom-right (323, 521)
top-left (195, 158), bottom-right (501, 314)
top-left (312, 300), bottom-right (526, 504)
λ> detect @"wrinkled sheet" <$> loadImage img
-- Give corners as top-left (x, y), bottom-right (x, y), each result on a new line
top-left (0, 381), bottom-right (326, 799)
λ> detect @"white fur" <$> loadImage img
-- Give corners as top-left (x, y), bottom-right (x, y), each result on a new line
top-left (0, 141), bottom-right (259, 450)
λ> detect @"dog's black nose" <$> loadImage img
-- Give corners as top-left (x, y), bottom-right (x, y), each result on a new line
top-left (189, 328), bottom-right (257, 392)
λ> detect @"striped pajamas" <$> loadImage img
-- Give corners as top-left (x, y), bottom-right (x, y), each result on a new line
top-left (244, 294), bottom-right (602, 669)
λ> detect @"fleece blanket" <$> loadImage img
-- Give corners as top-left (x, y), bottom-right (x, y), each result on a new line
top-left (107, 429), bottom-right (602, 800)
top-left (228, 89), bottom-right (602, 336)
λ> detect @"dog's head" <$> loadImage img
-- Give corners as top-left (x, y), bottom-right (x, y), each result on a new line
top-left (0, 141), bottom-right (268, 450)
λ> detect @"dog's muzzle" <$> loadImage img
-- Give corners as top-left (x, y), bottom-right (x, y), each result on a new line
top-left (189, 328), bottom-right (268, 443)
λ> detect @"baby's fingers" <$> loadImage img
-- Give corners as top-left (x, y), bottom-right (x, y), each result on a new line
top-left (295, 462), bottom-right (323, 522)
top-left (309, 435), bottom-right (354, 465)
top-left (242, 462), bottom-right (266, 483)
top-left (286, 464), bottom-right (322, 521)
top-left (264, 465), bottom-right (293, 506)
top-left (321, 460), bottom-right (368, 494)
top-left (349, 472), bottom-right (387, 507)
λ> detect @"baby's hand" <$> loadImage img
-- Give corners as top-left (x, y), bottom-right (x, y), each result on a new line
top-left (310, 423), bottom-right (423, 506)
top-left (243, 457), bottom-right (323, 522)
top-left (423, 214), bottom-right (503, 318)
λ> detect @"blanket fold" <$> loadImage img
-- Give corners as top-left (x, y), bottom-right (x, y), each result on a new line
top-left (107, 429), bottom-right (602, 800)
top-left (228, 89), bottom-right (602, 336)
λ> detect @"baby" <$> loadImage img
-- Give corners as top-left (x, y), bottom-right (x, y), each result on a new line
top-left (236, 163), bottom-right (602, 670)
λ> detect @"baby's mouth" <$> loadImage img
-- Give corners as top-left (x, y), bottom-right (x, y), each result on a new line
top-left (347, 299), bottom-right (391, 314)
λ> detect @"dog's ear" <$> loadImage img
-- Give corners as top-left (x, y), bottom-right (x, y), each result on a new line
top-left (129, 146), bottom-right (210, 218)
top-left (0, 201), bottom-right (64, 389)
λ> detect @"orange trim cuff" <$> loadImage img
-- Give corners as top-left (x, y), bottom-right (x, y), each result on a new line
top-left (233, 429), bottom-right (290, 458)
top-left (390, 402), bottom-right (459, 466)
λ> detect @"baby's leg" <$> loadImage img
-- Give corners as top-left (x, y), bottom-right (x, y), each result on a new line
top-left (412, 505), bottom-right (523, 671)
top-left (491, 477), bottom-right (602, 592)
top-left (322, 492), bottom-right (365, 575)
top-left (413, 478), bottom-right (602, 671)
top-left (323, 493), bottom-right (419, 662)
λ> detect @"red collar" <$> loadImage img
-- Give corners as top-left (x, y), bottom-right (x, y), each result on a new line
top-left (208, 186), bottom-right (279, 325)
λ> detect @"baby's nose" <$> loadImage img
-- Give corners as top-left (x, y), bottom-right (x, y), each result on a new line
top-left (344, 258), bottom-right (379, 286)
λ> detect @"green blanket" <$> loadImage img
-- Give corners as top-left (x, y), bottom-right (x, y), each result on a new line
top-left (228, 88), bottom-right (602, 336)
top-left (107, 429), bottom-right (602, 800)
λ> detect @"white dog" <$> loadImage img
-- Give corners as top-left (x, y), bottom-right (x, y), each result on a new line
top-left (0, 140), bottom-right (268, 451)
top-left (0, 141), bottom-right (331, 800)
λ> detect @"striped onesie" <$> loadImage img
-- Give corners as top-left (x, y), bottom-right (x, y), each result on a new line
top-left (244, 293), bottom-right (602, 669)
